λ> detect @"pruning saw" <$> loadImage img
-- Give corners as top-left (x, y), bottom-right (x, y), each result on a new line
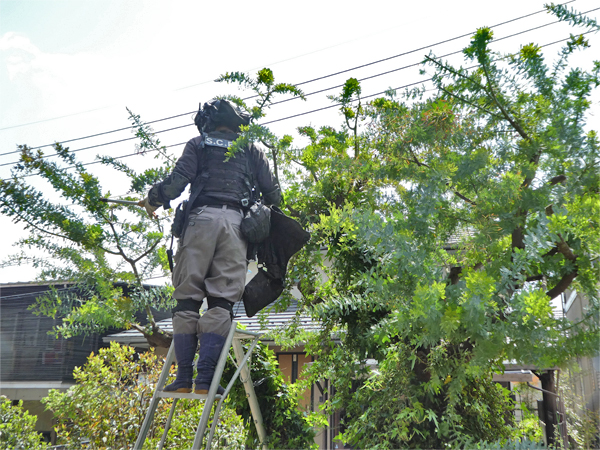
top-left (100, 198), bottom-right (145, 207)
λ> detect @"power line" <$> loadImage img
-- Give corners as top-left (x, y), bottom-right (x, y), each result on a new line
top-left (13, 82), bottom-right (430, 179)
top-left (289, 1), bottom-right (576, 89)
top-left (0, 286), bottom-right (75, 300)
top-left (5, 29), bottom-right (597, 181)
top-left (3, 9), bottom-right (595, 170)
top-left (0, 111), bottom-right (196, 157)
top-left (0, 111), bottom-right (196, 158)
top-left (0, 123), bottom-right (191, 167)
top-left (0, 2), bottom-right (573, 158)
top-left (0, 107), bottom-right (111, 133)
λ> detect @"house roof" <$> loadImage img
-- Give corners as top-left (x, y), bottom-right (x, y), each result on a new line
top-left (104, 299), bottom-right (319, 348)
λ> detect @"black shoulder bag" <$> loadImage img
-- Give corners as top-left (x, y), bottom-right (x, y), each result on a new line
top-left (240, 147), bottom-right (271, 244)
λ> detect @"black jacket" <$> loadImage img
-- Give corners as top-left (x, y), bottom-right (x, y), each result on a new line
top-left (149, 131), bottom-right (281, 209)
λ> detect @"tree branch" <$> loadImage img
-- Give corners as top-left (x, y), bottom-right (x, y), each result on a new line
top-left (4, 203), bottom-right (119, 256)
top-left (259, 139), bottom-right (280, 183)
top-left (550, 175), bottom-right (567, 185)
top-left (289, 157), bottom-right (319, 183)
top-left (103, 214), bottom-right (156, 327)
top-left (453, 190), bottom-right (477, 207)
top-left (525, 274), bottom-right (545, 282)
top-left (546, 269), bottom-right (578, 299)
top-left (556, 235), bottom-right (577, 262)
top-left (512, 224), bottom-right (525, 250)
top-left (479, 62), bottom-right (531, 142)
top-left (130, 322), bottom-right (172, 348)
top-left (407, 148), bottom-right (477, 206)
top-left (133, 237), bottom-right (163, 265)
top-left (286, 204), bottom-right (302, 218)
top-left (438, 86), bottom-right (502, 119)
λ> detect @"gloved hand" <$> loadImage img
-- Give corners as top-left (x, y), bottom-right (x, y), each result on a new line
top-left (142, 197), bottom-right (159, 218)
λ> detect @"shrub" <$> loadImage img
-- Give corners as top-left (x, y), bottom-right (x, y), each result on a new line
top-left (0, 396), bottom-right (48, 450)
top-left (42, 342), bottom-right (245, 449)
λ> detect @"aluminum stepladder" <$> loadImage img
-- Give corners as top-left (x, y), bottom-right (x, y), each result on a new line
top-left (134, 321), bottom-right (268, 450)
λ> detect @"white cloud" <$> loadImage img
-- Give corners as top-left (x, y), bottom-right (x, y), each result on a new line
top-left (1, 32), bottom-right (41, 80)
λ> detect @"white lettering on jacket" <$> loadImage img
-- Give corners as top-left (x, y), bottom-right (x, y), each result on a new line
top-left (205, 136), bottom-right (232, 148)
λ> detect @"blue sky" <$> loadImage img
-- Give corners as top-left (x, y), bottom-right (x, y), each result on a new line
top-left (0, 0), bottom-right (598, 283)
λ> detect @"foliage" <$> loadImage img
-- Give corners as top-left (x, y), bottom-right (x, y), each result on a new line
top-left (221, 4), bottom-right (600, 448)
top-left (473, 438), bottom-right (547, 450)
top-left (2, 3), bottom-right (599, 448)
top-left (558, 368), bottom-right (600, 449)
top-left (42, 341), bottom-right (246, 449)
top-left (0, 396), bottom-right (48, 450)
top-left (216, 67), bottom-right (305, 182)
top-left (510, 383), bottom-right (545, 444)
top-left (515, 405), bottom-right (545, 446)
top-left (222, 340), bottom-right (318, 450)
top-left (0, 110), bottom-right (177, 346)
top-left (335, 342), bottom-right (516, 449)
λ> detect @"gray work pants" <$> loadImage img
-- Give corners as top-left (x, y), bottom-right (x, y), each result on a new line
top-left (172, 205), bottom-right (247, 337)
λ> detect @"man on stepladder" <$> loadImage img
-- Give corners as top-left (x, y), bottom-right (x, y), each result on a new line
top-left (142, 99), bottom-right (281, 394)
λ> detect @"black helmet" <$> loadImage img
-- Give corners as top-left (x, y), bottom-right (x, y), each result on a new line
top-left (194, 99), bottom-right (251, 133)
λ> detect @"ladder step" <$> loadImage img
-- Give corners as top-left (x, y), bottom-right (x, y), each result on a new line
top-left (157, 391), bottom-right (222, 400)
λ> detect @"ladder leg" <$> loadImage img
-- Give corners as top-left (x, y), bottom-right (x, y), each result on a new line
top-left (205, 397), bottom-right (224, 449)
top-left (157, 398), bottom-right (178, 450)
top-left (205, 335), bottom-right (260, 449)
top-left (134, 341), bottom-right (176, 450)
top-left (232, 339), bottom-right (268, 450)
top-left (191, 323), bottom-right (237, 450)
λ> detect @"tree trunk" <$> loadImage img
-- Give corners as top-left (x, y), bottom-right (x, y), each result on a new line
top-left (539, 370), bottom-right (558, 447)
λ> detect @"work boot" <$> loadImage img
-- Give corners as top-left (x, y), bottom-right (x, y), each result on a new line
top-left (194, 332), bottom-right (227, 395)
top-left (163, 333), bottom-right (198, 393)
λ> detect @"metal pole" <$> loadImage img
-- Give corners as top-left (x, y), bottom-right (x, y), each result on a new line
top-left (158, 398), bottom-right (178, 450)
top-left (205, 335), bottom-right (260, 449)
top-left (205, 398), bottom-right (224, 449)
top-left (100, 198), bottom-right (145, 207)
top-left (134, 342), bottom-right (176, 450)
top-left (232, 338), bottom-right (268, 450)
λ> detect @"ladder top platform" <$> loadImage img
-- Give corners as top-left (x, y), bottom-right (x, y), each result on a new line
top-left (232, 328), bottom-right (262, 339)
top-left (156, 391), bottom-right (222, 400)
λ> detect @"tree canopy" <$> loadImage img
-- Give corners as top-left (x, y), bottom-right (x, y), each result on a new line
top-left (0, 3), bottom-right (598, 448)
top-left (242, 4), bottom-right (598, 447)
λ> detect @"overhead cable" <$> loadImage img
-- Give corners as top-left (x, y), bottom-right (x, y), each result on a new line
top-left (3, 8), bottom-right (597, 170)
top-left (6, 30), bottom-right (597, 181)
top-left (0, 2), bottom-right (574, 158)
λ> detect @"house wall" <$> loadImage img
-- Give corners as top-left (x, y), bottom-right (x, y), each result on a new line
top-left (0, 282), bottom-right (144, 441)
top-left (563, 290), bottom-right (600, 414)
top-left (0, 283), bottom-right (105, 384)
top-left (277, 351), bottom-right (313, 410)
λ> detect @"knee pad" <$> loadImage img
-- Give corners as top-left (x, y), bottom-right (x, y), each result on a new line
top-left (207, 296), bottom-right (234, 320)
top-left (172, 298), bottom-right (202, 315)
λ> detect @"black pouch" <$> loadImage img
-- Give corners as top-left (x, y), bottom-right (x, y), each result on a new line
top-left (241, 202), bottom-right (271, 244)
top-left (242, 207), bottom-right (310, 317)
top-left (171, 200), bottom-right (188, 238)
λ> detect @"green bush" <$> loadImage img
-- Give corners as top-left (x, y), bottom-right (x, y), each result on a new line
top-left (0, 396), bottom-right (48, 450)
top-left (473, 438), bottom-right (547, 449)
top-left (42, 341), bottom-right (245, 449)
top-left (334, 342), bottom-right (517, 449)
